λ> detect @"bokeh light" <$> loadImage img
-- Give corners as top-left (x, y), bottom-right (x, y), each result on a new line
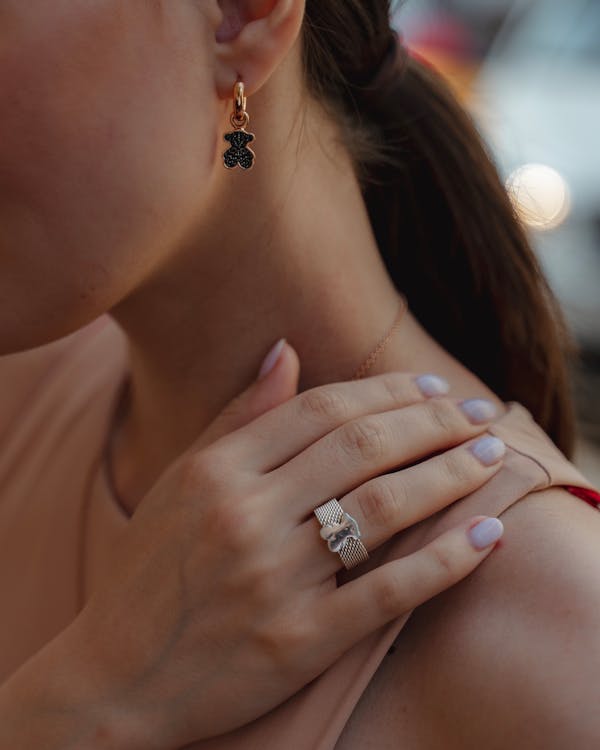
top-left (506, 164), bottom-right (572, 232)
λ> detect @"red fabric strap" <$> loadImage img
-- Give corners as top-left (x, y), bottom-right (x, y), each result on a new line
top-left (565, 485), bottom-right (600, 510)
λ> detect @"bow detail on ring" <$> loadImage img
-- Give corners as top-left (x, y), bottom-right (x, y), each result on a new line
top-left (319, 511), bottom-right (362, 553)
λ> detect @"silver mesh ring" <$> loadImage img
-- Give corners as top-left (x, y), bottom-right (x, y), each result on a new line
top-left (314, 498), bottom-right (370, 570)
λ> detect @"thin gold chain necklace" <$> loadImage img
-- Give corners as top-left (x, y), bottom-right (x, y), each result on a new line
top-left (104, 292), bottom-right (408, 513)
top-left (351, 294), bottom-right (408, 380)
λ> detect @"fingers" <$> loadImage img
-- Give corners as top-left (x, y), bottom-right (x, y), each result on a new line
top-left (311, 515), bottom-right (503, 666)
top-left (212, 371), bottom-right (450, 472)
top-left (275, 395), bottom-right (500, 522)
top-left (289, 434), bottom-right (506, 582)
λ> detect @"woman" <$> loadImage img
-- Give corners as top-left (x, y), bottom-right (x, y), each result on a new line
top-left (0, 1), bottom-right (598, 747)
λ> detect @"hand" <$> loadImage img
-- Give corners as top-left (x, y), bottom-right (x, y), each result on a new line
top-left (74, 342), bottom-right (506, 749)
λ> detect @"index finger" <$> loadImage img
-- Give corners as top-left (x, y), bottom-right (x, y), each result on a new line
top-left (211, 372), bottom-right (449, 473)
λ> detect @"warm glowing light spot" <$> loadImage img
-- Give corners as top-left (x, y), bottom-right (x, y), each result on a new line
top-left (506, 164), bottom-right (571, 231)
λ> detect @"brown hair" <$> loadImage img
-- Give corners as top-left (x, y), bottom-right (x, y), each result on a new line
top-left (302, 0), bottom-right (577, 456)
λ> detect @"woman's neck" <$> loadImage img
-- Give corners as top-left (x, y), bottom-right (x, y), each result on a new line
top-left (108, 96), bottom-right (503, 516)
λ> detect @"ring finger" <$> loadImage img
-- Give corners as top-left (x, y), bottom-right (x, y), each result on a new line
top-left (287, 433), bottom-right (507, 585)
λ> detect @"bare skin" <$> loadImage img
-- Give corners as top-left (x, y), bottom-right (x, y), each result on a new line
top-left (1, 1), bottom-right (599, 747)
top-left (0, 0), bottom-right (503, 517)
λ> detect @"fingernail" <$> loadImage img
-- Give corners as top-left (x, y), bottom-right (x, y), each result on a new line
top-left (460, 398), bottom-right (497, 424)
top-left (470, 436), bottom-right (506, 466)
top-left (468, 517), bottom-right (504, 550)
top-left (258, 338), bottom-right (286, 380)
top-left (415, 374), bottom-right (450, 398)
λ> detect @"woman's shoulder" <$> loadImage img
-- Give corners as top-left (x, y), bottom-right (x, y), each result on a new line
top-left (341, 494), bottom-right (600, 750)
top-left (421, 483), bottom-right (600, 748)
top-left (339, 403), bottom-right (600, 749)
top-left (416, 404), bottom-right (600, 747)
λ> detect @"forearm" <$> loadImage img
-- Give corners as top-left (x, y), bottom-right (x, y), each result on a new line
top-left (0, 618), bottom-right (147, 750)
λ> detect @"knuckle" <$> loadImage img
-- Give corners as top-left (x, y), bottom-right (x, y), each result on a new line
top-left (298, 386), bottom-right (350, 423)
top-left (357, 477), bottom-right (403, 528)
top-left (204, 498), bottom-right (263, 555)
top-left (425, 398), bottom-right (460, 436)
top-left (208, 404), bottom-right (238, 438)
top-left (431, 542), bottom-right (457, 579)
top-left (179, 448), bottom-right (230, 496)
top-left (254, 620), bottom-right (311, 674)
top-left (376, 571), bottom-right (406, 618)
top-left (440, 452), bottom-right (473, 486)
top-left (379, 372), bottom-right (416, 405)
top-left (338, 417), bottom-right (387, 463)
top-left (231, 510), bottom-right (264, 553)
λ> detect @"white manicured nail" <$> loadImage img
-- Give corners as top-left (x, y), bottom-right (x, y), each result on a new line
top-left (468, 517), bottom-right (504, 550)
top-left (460, 398), bottom-right (497, 424)
top-left (258, 338), bottom-right (286, 380)
top-left (415, 374), bottom-right (450, 397)
top-left (470, 436), bottom-right (506, 466)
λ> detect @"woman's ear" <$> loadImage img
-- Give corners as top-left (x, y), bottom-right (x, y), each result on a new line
top-left (212, 0), bottom-right (305, 99)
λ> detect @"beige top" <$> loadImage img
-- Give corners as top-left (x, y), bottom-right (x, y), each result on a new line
top-left (0, 314), bottom-right (597, 747)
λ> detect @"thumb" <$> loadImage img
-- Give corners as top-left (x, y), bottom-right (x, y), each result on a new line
top-left (198, 338), bottom-right (300, 448)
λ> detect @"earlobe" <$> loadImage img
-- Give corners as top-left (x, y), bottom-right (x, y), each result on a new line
top-left (213, 0), bottom-right (304, 100)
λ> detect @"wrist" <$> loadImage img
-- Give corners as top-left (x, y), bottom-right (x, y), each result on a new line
top-left (0, 614), bottom-right (154, 750)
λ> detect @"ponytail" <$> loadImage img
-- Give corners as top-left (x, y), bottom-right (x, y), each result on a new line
top-left (303, 1), bottom-right (576, 455)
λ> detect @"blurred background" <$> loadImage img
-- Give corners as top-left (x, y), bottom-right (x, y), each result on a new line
top-left (392, 0), bottom-right (600, 483)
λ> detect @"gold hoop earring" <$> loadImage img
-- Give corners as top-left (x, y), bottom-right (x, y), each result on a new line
top-left (223, 80), bottom-right (256, 170)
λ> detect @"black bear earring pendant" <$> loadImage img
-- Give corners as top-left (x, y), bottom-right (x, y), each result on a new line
top-left (223, 80), bottom-right (256, 170)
